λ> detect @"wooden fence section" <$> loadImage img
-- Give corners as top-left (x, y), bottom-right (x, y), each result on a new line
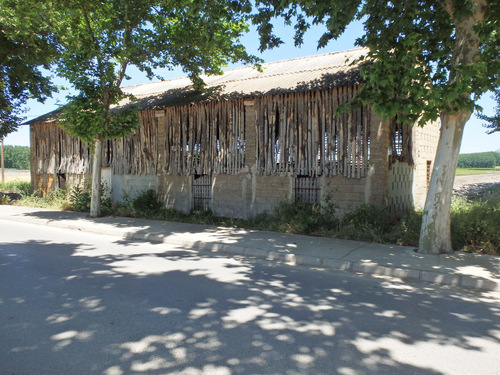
top-left (255, 85), bottom-right (371, 178)
top-left (31, 122), bottom-right (93, 175)
top-left (158, 99), bottom-right (246, 176)
top-left (32, 87), bottom-right (378, 180)
top-left (111, 109), bottom-right (159, 175)
top-left (110, 100), bottom-right (246, 176)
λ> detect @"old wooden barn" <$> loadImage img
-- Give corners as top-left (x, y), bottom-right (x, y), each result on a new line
top-left (29, 48), bottom-right (439, 218)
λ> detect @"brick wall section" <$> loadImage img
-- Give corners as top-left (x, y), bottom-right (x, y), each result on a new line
top-left (157, 175), bottom-right (192, 214)
top-left (366, 114), bottom-right (392, 206)
top-left (412, 120), bottom-right (440, 208)
top-left (321, 175), bottom-right (368, 215)
top-left (252, 175), bottom-right (292, 215)
top-left (111, 175), bottom-right (158, 202)
top-left (388, 161), bottom-right (414, 212)
top-left (212, 174), bottom-right (245, 218)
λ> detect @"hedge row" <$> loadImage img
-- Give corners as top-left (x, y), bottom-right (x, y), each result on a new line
top-left (457, 152), bottom-right (500, 169)
top-left (1, 145), bottom-right (30, 170)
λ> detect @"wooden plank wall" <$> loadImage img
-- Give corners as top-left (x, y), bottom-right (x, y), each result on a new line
top-left (31, 100), bottom-right (247, 178)
top-left (32, 86), bottom-right (415, 182)
top-left (111, 100), bottom-right (246, 176)
top-left (159, 99), bottom-right (246, 175)
top-left (31, 122), bottom-right (93, 175)
top-left (255, 85), bottom-right (371, 178)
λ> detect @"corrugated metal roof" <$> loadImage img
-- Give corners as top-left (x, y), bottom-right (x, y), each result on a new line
top-left (29, 48), bottom-right (368, 123)
top-left (121, 48), bottom-right (367, 109)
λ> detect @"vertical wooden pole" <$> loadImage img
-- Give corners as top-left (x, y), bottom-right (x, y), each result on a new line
top-left (1, 136), bottom-right (4, 183)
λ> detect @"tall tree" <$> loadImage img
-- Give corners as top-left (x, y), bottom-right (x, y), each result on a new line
top-left (0, 1), bottom-right (56, 138)
top-left (478, 89), bottom-right (500, 133)
top-left (254, 0), bottom-right (499, 254)
top-left (15, 0), bottom-right (259, 217)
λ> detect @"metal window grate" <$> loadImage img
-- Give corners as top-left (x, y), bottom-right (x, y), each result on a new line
top-left (426, 160), bottom-right (432, 188)
top-left (193, 174), bottom-right (212, 210)
top-left (295, 176), bottom-right (320, 205)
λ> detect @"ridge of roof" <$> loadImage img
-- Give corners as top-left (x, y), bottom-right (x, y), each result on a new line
top-left (27, 48), bottom-right (367, 124)
top-left (122, 47), bottom-right (367, 99)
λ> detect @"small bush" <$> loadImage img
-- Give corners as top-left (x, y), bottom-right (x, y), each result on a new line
top-left (68, 185), bottom-right (91, 212)
top-left (66, 183), bottom-right (113, 213)
top-left (131, 189), bottom-right (162, 214)
top-left (451, 195), bottom-right (500, 255)
top-left (247, 200), bottom-right (339, 235)
top-left (337, 204), bottom-right (394, 243)
top-left (0, 180), bottom-right (31, 196)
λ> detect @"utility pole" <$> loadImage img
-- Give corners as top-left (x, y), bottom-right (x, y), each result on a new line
top-left (1, 136), bottom-right (4, 183)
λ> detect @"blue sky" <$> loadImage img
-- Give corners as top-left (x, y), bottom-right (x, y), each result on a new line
top-left (4, 19), bottom-right (499, 153)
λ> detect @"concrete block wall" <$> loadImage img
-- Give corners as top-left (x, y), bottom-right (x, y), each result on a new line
top-left (412, 120), bottom-right (440, 208)
top-left (321, 175), bottom-right (369, 215)
top-left (388, 161), bottom-right (414, 213)
top-left (111, 174), bottom-right (158, 202)
top-left (212, 174), bottom-right (246, 218)
top-left (250, 175), bottom-right (292, 215)
top-left (157, 175), bottom-right (192, 214)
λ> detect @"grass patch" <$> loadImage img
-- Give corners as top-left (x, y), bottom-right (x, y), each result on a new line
top-left (456, 168), bottom-right (500, 175)
top-left (18, 189), bottom-right (69, 209)
top-left (0, 180), bottom-right (31, 196)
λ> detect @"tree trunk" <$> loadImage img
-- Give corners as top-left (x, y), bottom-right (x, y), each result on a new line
top-left (418, 110), bottom-right (471, 254)
top-left (418, 0), bottom-right (485, 254)
top-left (90, 138), bottom-right (102, 218)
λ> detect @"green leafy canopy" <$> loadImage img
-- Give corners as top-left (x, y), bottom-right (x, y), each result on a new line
top-left (0, 0), bottom-right (57, 137)
top-left (254, 0), bottom-right (500, 126)
top-left (14, 0), bottom-right (261, 143)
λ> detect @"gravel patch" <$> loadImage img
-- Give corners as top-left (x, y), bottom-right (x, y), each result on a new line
top-left (453, 173), bottom-right (500, 197)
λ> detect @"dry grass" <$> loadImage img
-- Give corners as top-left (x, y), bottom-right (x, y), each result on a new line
top-left (1, 169), bottom-right (30, 183)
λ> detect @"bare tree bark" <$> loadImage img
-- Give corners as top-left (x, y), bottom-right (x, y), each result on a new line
top-left (90, 138), bottom-right (102, 217)
top-left (418, 110), bottom-right (470, 254)
top-left (418, 0), bottom-right (486, 254)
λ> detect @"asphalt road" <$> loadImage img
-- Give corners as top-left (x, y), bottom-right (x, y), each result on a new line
top-left (1, 220), bottom-right (499, 375)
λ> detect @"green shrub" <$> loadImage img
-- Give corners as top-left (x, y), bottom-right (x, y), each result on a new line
top-left (131, 189), bottom-right (162, 214)
top-left (337, 203), bottom-right (394, 243)
top-left (67, 183), bottom-right (112, 213)
top-left (68, 185), bottom-right (91, 212)
top-left (0, 194), bottom-right (11, 204)
top-left (0, 180), bottom-right (31, 196)
top-left (451, 195), bottom-right (500, 255)
top-left (247, 200), bottom-right (338, 235)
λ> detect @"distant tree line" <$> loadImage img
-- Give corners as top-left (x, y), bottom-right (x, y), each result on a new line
top-left (2, 145), bottom-right (30, 170)
top-left (457, 152), bottom-right (500, 169)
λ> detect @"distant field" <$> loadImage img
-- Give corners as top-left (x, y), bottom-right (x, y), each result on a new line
top-left (1, 169), bottom-right (30, 182)
top-left (456, 168), bottom-right (500, 175)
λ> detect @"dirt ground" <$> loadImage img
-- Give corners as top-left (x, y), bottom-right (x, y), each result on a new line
top-left (1, 170), bottom-right (30, 183)
top-left (453, 171), bottom-right (500, 189)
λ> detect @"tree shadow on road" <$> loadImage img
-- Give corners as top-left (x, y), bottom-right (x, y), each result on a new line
top-left (1, 236), bottom-right (499, 374)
